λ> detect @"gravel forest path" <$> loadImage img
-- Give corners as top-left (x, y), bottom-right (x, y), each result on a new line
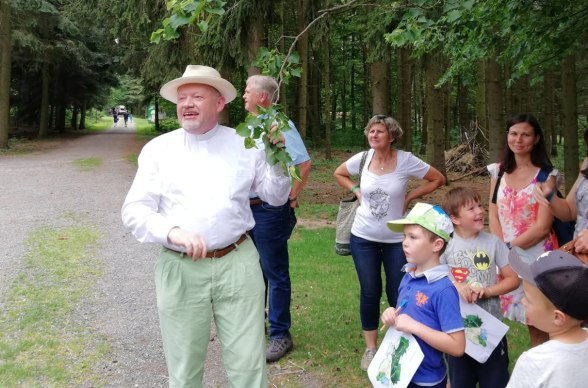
top-left (0, 124), bottom-right (230, 387)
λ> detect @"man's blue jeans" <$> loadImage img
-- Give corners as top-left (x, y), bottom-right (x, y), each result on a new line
top-left (250, 200), bottom-right (296, 340)
top-left (350, 234), bottom-right (406, 331)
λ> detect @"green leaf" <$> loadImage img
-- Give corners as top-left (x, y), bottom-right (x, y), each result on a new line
top-left (169, 13), bottom-right (190, 29)
top-left (244, 137), bottom-right (257, 149)
top-left (446, 10), bottom-right (462, 23)
top-left (289, 165), bottom-right (301, 182)
top-left (290, 68), bottom-right (302, 78)
top-left (150, 30), bottom-right (163, 44)
top-left (235, 122), bottom-right (252, 137)
top-left (197, 20), bottom-right (208, 32)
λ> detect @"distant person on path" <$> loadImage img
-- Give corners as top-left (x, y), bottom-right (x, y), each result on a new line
top-left (129, 112), bottom-right (133, 122)
top-left (123, 110), bottom-right (129, 127)
top-left (242, 75), bottom-right (312, 362)
top-left (333, 115), bottom-right (445, 371)
top-left (112, 108), bottom-right (118, 127)
top-left (441, 187), bottom-right (519, 388)
top-left (121, 65), bottom-right (291, 387)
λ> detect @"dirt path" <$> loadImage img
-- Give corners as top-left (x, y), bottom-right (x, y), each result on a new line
top-left (0, 124), bottom-right (228, 387)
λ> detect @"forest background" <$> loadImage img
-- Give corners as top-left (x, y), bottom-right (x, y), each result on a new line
top-left (1, 0), bottom-right (587, 385)
top-left (1, 0), bottom-right (588, 190)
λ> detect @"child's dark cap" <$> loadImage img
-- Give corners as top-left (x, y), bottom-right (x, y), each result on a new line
top-left (509, 248), bottom-right (588, 320)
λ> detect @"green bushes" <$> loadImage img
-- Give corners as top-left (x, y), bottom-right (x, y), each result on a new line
top-left (158, 118), bottom-right (180, 133)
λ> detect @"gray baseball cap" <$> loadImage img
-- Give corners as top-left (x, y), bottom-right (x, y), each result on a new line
top-left (509, 247), bottom-right (588, 321)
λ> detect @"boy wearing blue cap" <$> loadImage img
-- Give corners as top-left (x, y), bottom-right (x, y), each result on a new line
top-left (382, 203), bottom-right (465, 388)
top-left (507, 247), bottom-right (588, 387)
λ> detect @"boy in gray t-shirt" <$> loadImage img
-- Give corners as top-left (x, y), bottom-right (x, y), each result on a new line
top-left (441, 187), bottom-right (520, 388)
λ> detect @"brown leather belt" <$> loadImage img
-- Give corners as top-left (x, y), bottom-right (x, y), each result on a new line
top-left (249, 198), bottom-right (263, 206)
top-left (167, 234), bottom-right (248, 259)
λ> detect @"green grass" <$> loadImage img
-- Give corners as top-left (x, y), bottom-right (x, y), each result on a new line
top-left (280, 227), bottom-right (530, 385)
top-left (72, 157), bottom-right (102, 170)
top-left (133, 117), bottom-right (158, 137)
top-left (84, 116), bottom-right (115, 132)
top-left (0, 222), bottom-right (109, 387)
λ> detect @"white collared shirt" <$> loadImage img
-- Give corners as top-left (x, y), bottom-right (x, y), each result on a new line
top-left (122, 124), bottom-right (290, 250)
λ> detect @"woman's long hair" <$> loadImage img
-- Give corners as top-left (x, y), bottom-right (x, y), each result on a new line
top-left (499, 113), bottom-right (553, 174)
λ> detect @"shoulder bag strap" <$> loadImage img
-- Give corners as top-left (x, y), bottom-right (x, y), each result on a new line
top-left (491, 169), bottom-right (504, 204)
top-left (358, 151), bottom-right (368, 186)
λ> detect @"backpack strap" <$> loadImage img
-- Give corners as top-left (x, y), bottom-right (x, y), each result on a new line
top-left (491, 169), bottom-right (504, 204)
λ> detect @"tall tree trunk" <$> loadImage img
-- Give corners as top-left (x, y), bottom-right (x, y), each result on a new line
top-left (561, 54), bottom-right (579, 193)
top-left (342, 66), bottom-right (347, 131)
top-left (397, 47), bottom-right (412, 151)
top-left (309, 47), bottom-right (321, 146)
top-left (424, 52), bottom-right (447, 178)
top-left (475, 61), bottom-right (488, 153)
top-left (79, 99), bottom-right (86, 130)
top-left (322, 32), bottom-right (332, 159)
top-left (486, 55), bottom-right (504, 164)
top-left (0, 0), bottom-right (11, 149)
top-left (351, 60), bottom-right (357, 134)
top-left (419, 59), bottom-right (427, 155)
top-left (457, 76), bottom-right (469, 139)
top-left (247, 13), bottom-right (264, 76)
top-left (54, 73), bottom-right (67, 132)
top-left (154, 96), bottom-right (160, 132)
top-left (370, 58), bottom-right (390, 115)
top-left (38, 66), bottom-right (50, 138)
top-left (443, 79), bottom-right (452, 149)
top-left (362, 47), bottom-right (369, 130)
top-left (297, 0), bottom-right (309, 138)
top-left (278, 2), bottom-right (288, 114)
top-left (542, 71), bottom-right (556, 157)
top-left (71, 104), bottom-right (79, 130)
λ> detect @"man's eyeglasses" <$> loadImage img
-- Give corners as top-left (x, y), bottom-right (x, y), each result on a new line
top-left (375, 115), bottom-right (387, 120)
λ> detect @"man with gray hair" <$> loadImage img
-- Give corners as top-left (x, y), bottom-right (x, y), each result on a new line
top-left (243, 75), bottom-right (312, 362)
top-left (122, 65), bottom-right (291, 387)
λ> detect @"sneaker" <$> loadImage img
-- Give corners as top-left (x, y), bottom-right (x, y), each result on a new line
top-left (360, 347), bottom-right (377, 371)
top-left (266, 337), bottom-right (293, 362)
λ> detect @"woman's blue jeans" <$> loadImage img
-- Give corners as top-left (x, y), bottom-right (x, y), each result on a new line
top-left (350, 233), bottom-right (406, 331)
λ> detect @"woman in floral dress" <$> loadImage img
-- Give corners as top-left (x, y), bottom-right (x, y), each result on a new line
top-left (488, 113), bottom-right (558, 347)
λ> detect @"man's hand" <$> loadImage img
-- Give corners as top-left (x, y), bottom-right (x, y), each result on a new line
top-left (268, 123), bottom-right (286, 145)
top-left (167, 227), bottom-right (207, 261)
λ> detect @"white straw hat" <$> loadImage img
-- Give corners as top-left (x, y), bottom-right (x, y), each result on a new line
top-left (159, 65), bottom-right (237, 104)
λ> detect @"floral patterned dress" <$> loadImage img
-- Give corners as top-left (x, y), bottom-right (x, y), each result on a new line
top-left (488, 163), bottom-right (559, 323)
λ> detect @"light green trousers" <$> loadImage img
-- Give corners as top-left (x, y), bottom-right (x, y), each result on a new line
top-left (155, 238), bottom-right (267, 388)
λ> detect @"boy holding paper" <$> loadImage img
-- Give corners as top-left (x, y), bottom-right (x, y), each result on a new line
top-left (441, 187), bottom-right (520, 388)
top-left (382, 203), bottom-right (465, 388)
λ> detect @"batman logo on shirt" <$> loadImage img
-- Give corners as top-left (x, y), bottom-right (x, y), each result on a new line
top-left (473, 250), bottom-right (490, 271)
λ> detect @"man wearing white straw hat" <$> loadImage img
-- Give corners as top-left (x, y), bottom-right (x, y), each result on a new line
top-left (122, 65), bottom-right (290, 387)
